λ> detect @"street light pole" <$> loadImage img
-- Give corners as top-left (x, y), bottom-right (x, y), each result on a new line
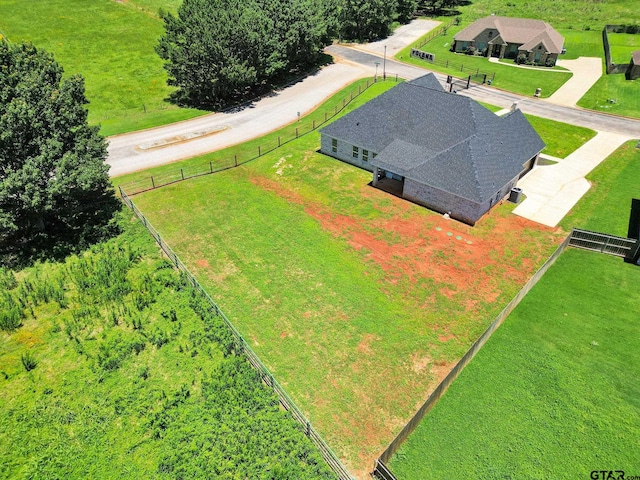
top-left (383, 45), bottom-right (387, 80)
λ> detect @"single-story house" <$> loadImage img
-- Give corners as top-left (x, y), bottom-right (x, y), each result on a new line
top-left (627, 50), bottom-right (640, 80)
top-left (319, 74), bottom-right (545, 225)
top-left (452, 16), bottom-right (564, 66)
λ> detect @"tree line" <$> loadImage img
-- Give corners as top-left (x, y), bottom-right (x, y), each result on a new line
top-left (156, 0), bottom-right (465, 109)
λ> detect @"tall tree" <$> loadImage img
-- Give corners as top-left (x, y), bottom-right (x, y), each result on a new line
top-left (0, 41), bottom-right (119, 266)
top-left (338, 0), bottom-right (398, 42)
top-left (156, 0), bottom-right (335, 109)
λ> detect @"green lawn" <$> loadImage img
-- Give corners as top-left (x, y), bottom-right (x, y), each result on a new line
top-left (578, 70), bottom-right (640, 119)
top-left (607, 32), bottom-right (640, 64)
top-left (561, 141), bottom-right (640, 236)
top-left (524, 115), bottom-right (597, 158)
top-left (0, 0), bottom-right (206, 136)
top-left (560, 30), bottom-right (605, 59)
top-left (389, 249), bottom-right (640, 479)
top-left (122, 80), bottom-right (563, 474)
top-left (0, 216), bottom-right (334, 479)
top-left (396, 24), bottom-right (572, 98)
top-left (388, 140), bottom-right (640, 478)
top-left (452, 0), bottom-right (640, 29)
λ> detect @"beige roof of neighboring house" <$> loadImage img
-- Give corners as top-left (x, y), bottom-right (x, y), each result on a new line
top-left (455, 16), bottom-right (564, 54)
top-left (633, 50), bottom-right (640, 65)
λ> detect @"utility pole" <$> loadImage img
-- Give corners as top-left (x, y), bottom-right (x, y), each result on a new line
top-left (383, 45), bottom-right (387, 80)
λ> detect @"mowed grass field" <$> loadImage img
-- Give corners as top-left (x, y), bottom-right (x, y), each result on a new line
top-left (388, 249), bottom-right (640, 479)
top-left (0, 0), bottom-right (205, 135)
top-left (388, 141), bottom-right (640, 478)
top-left (125, 82), bottom-right (566, 475)
top-left (452, 0), bottom-right (640, 28)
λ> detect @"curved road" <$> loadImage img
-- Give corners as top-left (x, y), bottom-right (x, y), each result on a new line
top-left (107, 44), bottom-right (640, 177)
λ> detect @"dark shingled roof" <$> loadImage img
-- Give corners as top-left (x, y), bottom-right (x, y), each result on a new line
top-left (320, 74), bottom-right (545, 203)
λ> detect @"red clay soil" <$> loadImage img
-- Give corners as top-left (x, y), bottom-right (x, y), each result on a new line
top-left (250, 175), bottom-right (558, 306)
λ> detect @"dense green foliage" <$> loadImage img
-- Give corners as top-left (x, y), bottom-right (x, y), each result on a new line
top-left (0, 216), bottom-right (335, 478)
top-left (157, 0), bottom-right (336, 108)
top-left (417, 0), bottom-right (462, 16)
top-left (339, 0), bottom-right (397, 41)
top-left (389, 249), bottom-right (640, 478)
top-left (0, 41), bottom-right (120, 266)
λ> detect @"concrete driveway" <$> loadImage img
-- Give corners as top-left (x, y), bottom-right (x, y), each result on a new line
top-left (355, 19), bottom-right (441, 57)
top-left (513, 131), bottom-right (632, 227)
top-left (547, 57), bottom-right (603, 107)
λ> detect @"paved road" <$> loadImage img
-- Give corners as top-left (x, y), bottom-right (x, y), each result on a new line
top-left (326, 45), bottom-right (640, 137)
top-left (107, 61), bottom-right (369, 177)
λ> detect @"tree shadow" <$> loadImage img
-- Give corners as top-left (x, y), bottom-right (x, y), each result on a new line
top-left (164, 53), bottom-right (335, 114)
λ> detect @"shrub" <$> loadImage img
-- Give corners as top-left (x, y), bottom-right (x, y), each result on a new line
top-left (545, 57), bottom-right (556, 67)
top-left (21, 351), bottom-right (38, 372)
top-left (465, 46), bottom-right (476, 56)
top-left (516, 53), bottom-right (528, 65)
top-left (0, 292), bottom-right (24, 331)
top-left (0, 267), bottom-right (17, 290)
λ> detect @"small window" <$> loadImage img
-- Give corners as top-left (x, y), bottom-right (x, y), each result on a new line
top-left (372, 152), bottom-right (377, 158)
top-left (362, 149), bottom-right (369, 161)
top-left (352, 146), bottom-right (359, 158)
top-left (331, 138), bottom-right (337, 153)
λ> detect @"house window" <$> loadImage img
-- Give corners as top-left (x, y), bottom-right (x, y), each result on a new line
top-left (373, 152), bottom-right (377, 158)
top-left (331, 138), bottom-right (337, 153)
top-left (352, 146), bottom-right (359, 158)
top-left (362, 149), bottom-right (369, 161)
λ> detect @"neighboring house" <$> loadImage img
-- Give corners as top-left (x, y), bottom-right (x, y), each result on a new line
top-left (627, 50), bottom-right (640, 80)
top-left (452, 16), bottom-right (564, 66)
top-left (319, 74), bottom-right (545, 226)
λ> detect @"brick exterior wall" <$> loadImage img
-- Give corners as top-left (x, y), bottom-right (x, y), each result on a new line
top-left (320, 134), bottom-right (375, 172)
top-left (403, 174), bottom-right (520, 225)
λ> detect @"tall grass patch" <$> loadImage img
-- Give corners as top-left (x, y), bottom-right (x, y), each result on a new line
top-left (0, 214), bottom-right (335, 479)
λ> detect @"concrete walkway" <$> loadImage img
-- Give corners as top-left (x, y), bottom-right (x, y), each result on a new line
top-left (546, 57), bottom-right (603, 107)
top-left (513, 131), bottom-right (632, 227)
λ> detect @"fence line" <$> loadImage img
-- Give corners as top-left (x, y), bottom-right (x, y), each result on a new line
top-left (374, 231), bottom-right (573, 474)
top-left (410, 47), bottom-right (496, 84)
top-left (569, 228), bottom-right (638, 259)
top-left (414, 19), bottom-right (458, 49)
top-left (119, 187), bottom-right (353, 480)
top-left (120, 76), bottom-right (399, 197)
